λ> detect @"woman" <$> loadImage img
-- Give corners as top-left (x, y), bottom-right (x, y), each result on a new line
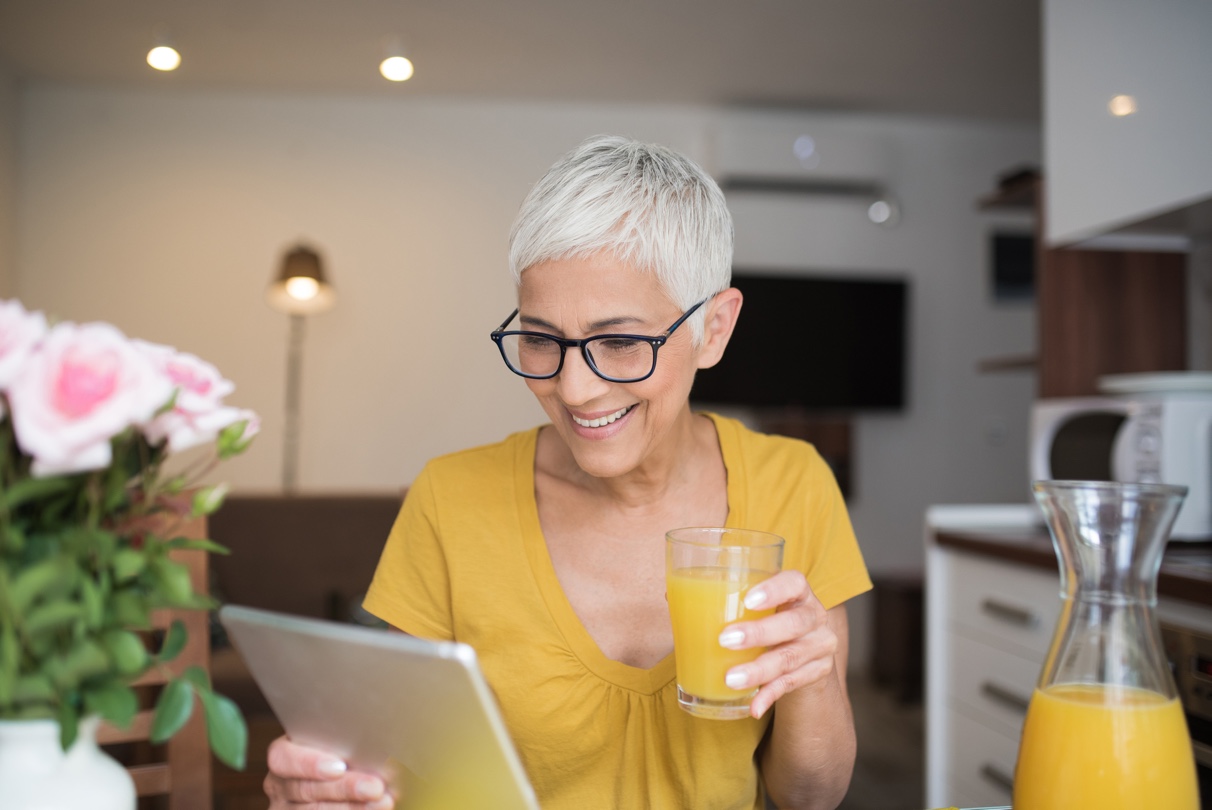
top-left (265, 135), bottom-right (871, 810)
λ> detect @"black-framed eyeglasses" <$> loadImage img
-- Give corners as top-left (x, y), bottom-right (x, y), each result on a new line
top-left (490, 298), bottom-right (708, 383)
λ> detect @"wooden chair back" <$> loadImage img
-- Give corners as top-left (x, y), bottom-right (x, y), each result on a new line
top-left (97, 513), bottom-right (213, 810)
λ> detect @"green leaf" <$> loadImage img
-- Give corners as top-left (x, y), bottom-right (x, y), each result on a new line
top-left (150, 677), bottom-right (194, 744)
top-left (107, 590), bottom-right (150, 629)
top-left (181, 664), bottom-right (211, 692)
top-left (44, 639), bottom-right (109, 690)
top-left (100, 629), bottom-right (148, 675)
top-left (190, 483), bottom-right (229, 518)
top-left (3, 476), bottom-right (75, 511)
top-left (156, 620), bottom-right (188, 663)
top-left (165, 537), bottom-right (230, 555)
top-left (56, 700), bottom-right (79, 751)
top-left (23, 601), bottom-right (84, 636)
top-left (8, 557), bottom-right (73, 614)
top-left (150, 559), bottom-right (193, 605)
top-left (0, 524), bottom-right (27, 553)
top-left (12, 674), bottom-right (55, 703)
top-left (79, 577), bottom-right (104, 629)
top-left (83, 683), bottom-right (138, 729)
top-left (198, 688), bottom-right (247, 770)
top-left (161, 475), bottom-right (188, 495)
top-left (62, 527), bottom-right (118, 561)
top-left (111, 548), bottom-right (146, 583)
top-left (0, 623), bottom-right (17, 704)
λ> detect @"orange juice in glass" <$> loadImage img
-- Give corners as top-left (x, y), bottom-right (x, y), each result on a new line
top-left (1013, 683), bottom-right (1199, 810)
top-left (666, 527), bottom-right (783, 719)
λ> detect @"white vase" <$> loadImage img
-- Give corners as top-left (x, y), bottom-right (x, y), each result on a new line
top-left (0, 716), bottom-right (136, 810)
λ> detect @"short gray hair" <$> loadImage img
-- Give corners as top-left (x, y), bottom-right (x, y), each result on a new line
top-left (508, 135), bottom-right (733, 344)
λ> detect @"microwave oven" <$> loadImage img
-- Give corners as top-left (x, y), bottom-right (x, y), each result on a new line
top-left (1029, 385), bottom-right (1212, 540)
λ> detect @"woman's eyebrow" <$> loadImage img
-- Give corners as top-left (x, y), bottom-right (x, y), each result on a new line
top-left (519, 314), bottom-right (644, 333)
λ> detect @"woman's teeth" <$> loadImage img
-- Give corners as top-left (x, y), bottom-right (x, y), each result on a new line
top-left (573, 406), bottom-right (631, 428)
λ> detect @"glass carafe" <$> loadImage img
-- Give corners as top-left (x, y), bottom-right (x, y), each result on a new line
top-left (1013, 480), bottom-right (1200, 809)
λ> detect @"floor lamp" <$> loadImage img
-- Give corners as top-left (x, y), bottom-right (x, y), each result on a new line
top-left (266, 244), bottom-right (336, 494)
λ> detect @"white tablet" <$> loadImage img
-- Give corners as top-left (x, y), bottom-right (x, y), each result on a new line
top-left (218, 604), bottom-right (540, 810)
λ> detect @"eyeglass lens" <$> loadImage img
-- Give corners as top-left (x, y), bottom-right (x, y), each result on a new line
top-left (499, 334), bottom-right (656, 381)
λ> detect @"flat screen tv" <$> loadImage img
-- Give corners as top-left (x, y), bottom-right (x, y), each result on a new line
top-left (691, 272), bottom-right (908, 410)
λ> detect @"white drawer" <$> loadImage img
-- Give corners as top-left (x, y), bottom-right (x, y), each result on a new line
top-left (946, 708), bottom-right (1019, 808)
top-left (948, 552), bottom-right (1062, 658)
top-left (948, 633), bottom-right (1039, 738)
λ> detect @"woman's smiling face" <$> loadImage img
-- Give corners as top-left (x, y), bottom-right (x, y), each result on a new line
top-left (517, 252), bottom-right (707, 481)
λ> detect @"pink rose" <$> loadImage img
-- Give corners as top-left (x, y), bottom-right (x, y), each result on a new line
top-left (7, 322), bottom-right (174, 477)
top-left (0, 299), bottom-right (49, 417)
top-left (139, 343), bottom-right (246, 453)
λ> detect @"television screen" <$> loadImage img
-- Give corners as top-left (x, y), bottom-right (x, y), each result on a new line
top-left (691, 272), bottom-right (908, 410)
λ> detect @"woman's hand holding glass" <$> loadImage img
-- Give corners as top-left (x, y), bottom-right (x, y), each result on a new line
top-left (265, 735), bottom-right (395, 810)
top-left (717, 570), bottom-right (839, 720)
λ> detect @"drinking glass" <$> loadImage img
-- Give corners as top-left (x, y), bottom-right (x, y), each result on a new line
top-left (666, 527), bottom-right (784, 720)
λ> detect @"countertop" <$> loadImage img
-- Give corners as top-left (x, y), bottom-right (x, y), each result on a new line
top-left (933, 525), bottom-right (1212, 608)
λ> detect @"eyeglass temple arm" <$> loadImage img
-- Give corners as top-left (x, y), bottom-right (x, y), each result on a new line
top-left (492, 309), bottom-right (520, 334)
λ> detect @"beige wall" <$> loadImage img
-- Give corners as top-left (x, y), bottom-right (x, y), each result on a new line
top-left (0, 63), bottom-right (15, 299)
top-left (14, 84), bottom-right (1039, 569)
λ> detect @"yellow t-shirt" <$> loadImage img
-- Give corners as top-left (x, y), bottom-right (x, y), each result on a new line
top-left (363, 413), bottom-right (871, 810)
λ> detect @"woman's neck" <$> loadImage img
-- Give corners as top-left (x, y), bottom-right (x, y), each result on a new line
top-left (541, 409), bottom-right (715, 511)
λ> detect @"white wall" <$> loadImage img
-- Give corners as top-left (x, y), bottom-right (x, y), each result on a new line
top-left (0, 63), bottom-right (16, 299)
top-left (1044, 0), bottom-right (1212, 244)
top-left (14, 86), bottom-right (1039, 661)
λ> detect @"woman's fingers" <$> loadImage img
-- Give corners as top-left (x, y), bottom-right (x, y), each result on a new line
top-left (267, 736), bottom-right (350, 780)
top-left (741, 569), bottom-right (809, 613)
top-left (264, 735), bottom-right (394, 809)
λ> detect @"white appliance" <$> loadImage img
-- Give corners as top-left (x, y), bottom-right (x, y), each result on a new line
top-left (1029, 372), bottom-right (1212, 540)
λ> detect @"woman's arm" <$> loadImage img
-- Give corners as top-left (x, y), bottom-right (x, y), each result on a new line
top-left (719, 572), bottom-right (856, 810)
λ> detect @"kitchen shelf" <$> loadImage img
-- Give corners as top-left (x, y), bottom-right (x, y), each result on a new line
top-left (977, 167), bottom-right (1039, 211)
top-left (976, 353), bottom-right (1038, 373)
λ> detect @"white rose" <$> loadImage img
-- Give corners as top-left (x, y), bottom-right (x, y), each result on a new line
top-left (139, 343), bottom-right (243, 453)
top-left (8, 322), bottom-right (173, 477)
top-left (0, 299), bottom-right (49, 418)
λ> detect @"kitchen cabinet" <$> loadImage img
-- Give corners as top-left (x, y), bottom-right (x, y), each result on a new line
top-left (926, 546), bottom-right (1060, 807)
top-left (925, 521), bottom-right (1212, 808)
top-left (979, 171), bottom-right (1187, 397)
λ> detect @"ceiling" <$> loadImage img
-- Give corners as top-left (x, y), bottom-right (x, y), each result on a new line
top-left (0, 0), bottom-right (1040, 120)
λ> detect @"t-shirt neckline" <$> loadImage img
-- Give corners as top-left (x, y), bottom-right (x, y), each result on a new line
top-left (514, 412), bottom-right (745, 695)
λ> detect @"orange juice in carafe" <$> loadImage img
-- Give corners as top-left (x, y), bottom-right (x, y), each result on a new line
top-left (1013, 683), bottom-right (1198, 809)
top-left (1022, 482), bottom-right (1202, 809)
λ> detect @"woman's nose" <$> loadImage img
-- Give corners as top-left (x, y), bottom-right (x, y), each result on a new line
top-left (555, 347), bottom-right (611, 404)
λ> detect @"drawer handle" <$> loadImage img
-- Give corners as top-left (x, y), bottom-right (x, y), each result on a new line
top-left (980, 763), bottom-right (1015, 794)
top-left (980, 598), bottom-right (1038, 628)
top-left (980, 681), bottom-right (1032, 714)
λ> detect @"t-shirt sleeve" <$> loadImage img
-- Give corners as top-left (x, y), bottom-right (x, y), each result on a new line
top-left (793, 448), bottom-right (872, 612)
top-left (361, 464), bottom-right (456, 641)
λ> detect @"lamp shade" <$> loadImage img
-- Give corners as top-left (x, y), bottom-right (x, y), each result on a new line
top-left (267, 244), bottom-right (337, 315)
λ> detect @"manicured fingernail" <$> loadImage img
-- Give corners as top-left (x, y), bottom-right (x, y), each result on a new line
top-left (725, 670), bottom-right (749, 689)
top-left (356, 778), bottom-right (384, 800)
top-left (744, 588), bottom-right (768, 610)
top-left (318, 758), bottom-right (347, 776)
top-left (719, 629), bottom-right (745, 649)
top-left (368, 796), bottom-right (394, 810)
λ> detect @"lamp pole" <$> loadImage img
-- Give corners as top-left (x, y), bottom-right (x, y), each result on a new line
top-left (282, 313), bottom-right (306, 494)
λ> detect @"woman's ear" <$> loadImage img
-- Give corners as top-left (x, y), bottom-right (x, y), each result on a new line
top-left (696, 288), bottom-right (743, 370)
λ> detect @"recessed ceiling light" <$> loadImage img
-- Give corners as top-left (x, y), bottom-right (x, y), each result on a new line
top-left (147, 45), bottom-right (181, 72)
top-left (1109, 94), bottom-right (1137, 117)
top-left (380, 55), bottom-right (414, 82)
